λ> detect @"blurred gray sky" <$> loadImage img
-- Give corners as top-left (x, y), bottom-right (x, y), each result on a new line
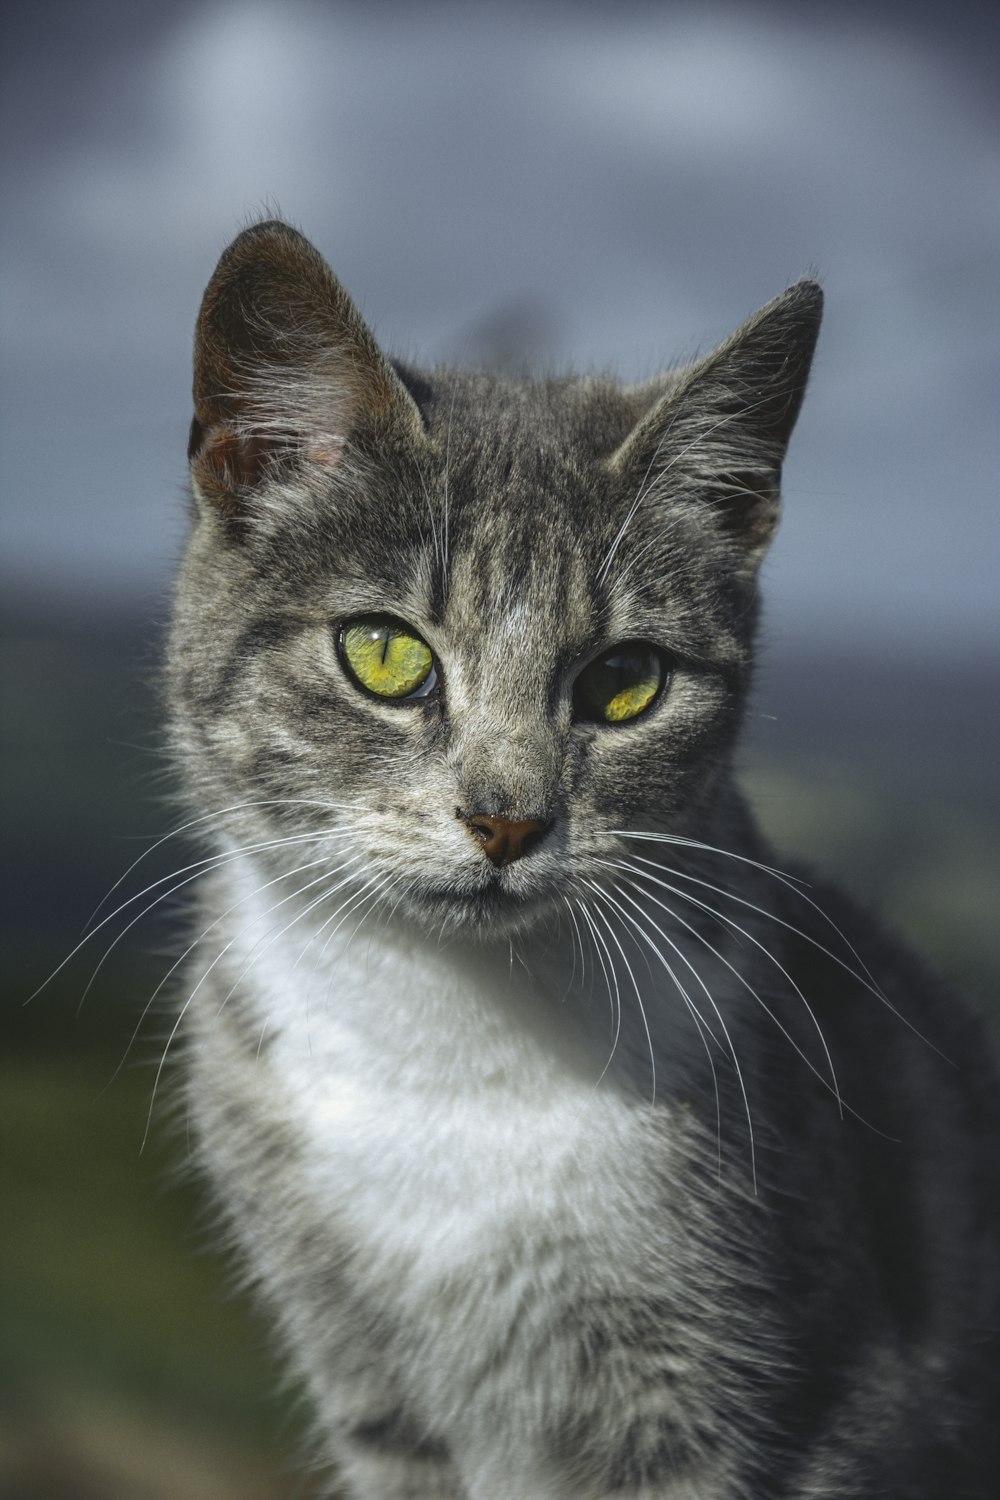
top-left (2, 0), bottom-right (998, 652)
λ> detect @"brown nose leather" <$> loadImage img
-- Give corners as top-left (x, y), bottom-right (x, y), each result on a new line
top-left (462, 813), bottom-right (548, 867)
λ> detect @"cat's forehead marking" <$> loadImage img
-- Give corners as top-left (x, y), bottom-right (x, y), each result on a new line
top-left (443, 524), bottom-right (593, 652)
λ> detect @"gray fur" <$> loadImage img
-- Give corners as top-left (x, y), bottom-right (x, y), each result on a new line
top-left (168, 221), bottom-right (1000, 1497)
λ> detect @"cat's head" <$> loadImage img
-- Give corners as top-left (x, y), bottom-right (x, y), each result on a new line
top-left (170, 221), bottom-right (820, 938)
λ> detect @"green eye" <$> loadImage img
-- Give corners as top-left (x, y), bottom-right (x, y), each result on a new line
top-left (339, 616), bottom-right (436, 701)
top-left (574, 645), bottom-right (665, 724)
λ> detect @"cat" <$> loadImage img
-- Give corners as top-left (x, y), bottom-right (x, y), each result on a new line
top-left (168, 219), bottom-right (1000, 1499)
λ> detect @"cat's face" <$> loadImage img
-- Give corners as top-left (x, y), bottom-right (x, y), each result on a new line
top-left (170, 223), bottom-right (820, 939)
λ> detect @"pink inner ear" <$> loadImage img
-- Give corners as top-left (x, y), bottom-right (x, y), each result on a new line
top-left (191, 425), bottom-right (279, 513)
top-left (305, 433), bottom-right (347, 469)
top-left (192, 424), bottom-right (348, 512)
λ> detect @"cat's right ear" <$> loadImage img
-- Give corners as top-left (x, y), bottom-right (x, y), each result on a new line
top-left (609, 280), bottom-right (823, 571)
top-left (188, 220), bottom-right (425, 525)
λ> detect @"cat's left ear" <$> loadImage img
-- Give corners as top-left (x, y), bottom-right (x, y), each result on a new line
top-left (610, 280), bottom-right (823, 567)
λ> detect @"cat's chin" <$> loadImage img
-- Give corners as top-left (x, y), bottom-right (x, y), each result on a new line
top-left (401, 877), bottom-right (559, 941)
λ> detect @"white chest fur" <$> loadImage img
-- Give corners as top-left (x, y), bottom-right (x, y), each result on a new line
top-left (283, 940), bottom-right (650, 1274)
top-left (208, 867), bottom-right (671, 1311)
top-left (186, 861), bottom-right (727, 1495)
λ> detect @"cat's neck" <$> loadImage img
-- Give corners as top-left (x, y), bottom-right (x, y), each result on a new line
top-left (203, 786), bottom-right (778, 1110)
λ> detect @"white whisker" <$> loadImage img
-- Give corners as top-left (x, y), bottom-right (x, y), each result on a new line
top-left (586, 888), bottom-right (656, 1108)
top-left (609, 862), bottom-right (901, 1140)
top-left (105, 849), bottom-right (342, 1092)
top-left (32, 824), bottom-right (346, 1007)
top-left (613, 828), bottom-right (895, 1010)
top-left (592, 876), bottom-right (750, 1184)
top-left (135, 856), bottom-right (364, 1131)
top-left (618, 844), bottom-right (946, 1060)
top-left (594, 880), bottom-right (725, 1176)
top-left (574, 897), bottom-right (622, 1094)
top-left (84, 797), bottom-right (354, 928)
top-left (607, 857), bottom-right (843, 1116)
top-left (561, 895), bottom-right (586, 1003)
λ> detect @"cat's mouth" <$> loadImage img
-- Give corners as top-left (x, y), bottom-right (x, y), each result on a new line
top-left (406, 867), bottom-right (558, 936)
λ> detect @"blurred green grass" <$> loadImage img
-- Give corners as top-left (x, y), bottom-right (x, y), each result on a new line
top-left (0, 1050), bottom-right (308, 1500)
top-left (744, 759), bottom-right (1000, 1019)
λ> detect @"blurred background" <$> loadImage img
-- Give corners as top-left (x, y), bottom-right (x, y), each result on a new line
top-left (2, 1), bottom-right (998, 1495)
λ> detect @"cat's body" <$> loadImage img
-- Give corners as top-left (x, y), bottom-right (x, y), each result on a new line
top-left (170, 221), bottom-right (1000, 1498)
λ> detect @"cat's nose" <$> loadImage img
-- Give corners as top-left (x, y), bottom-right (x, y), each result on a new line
top-left (461, 813), bottom-right (549, 867)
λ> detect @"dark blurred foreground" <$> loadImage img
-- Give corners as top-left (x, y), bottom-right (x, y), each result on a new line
top-left (2, 600), bottom-right (997, 1499)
